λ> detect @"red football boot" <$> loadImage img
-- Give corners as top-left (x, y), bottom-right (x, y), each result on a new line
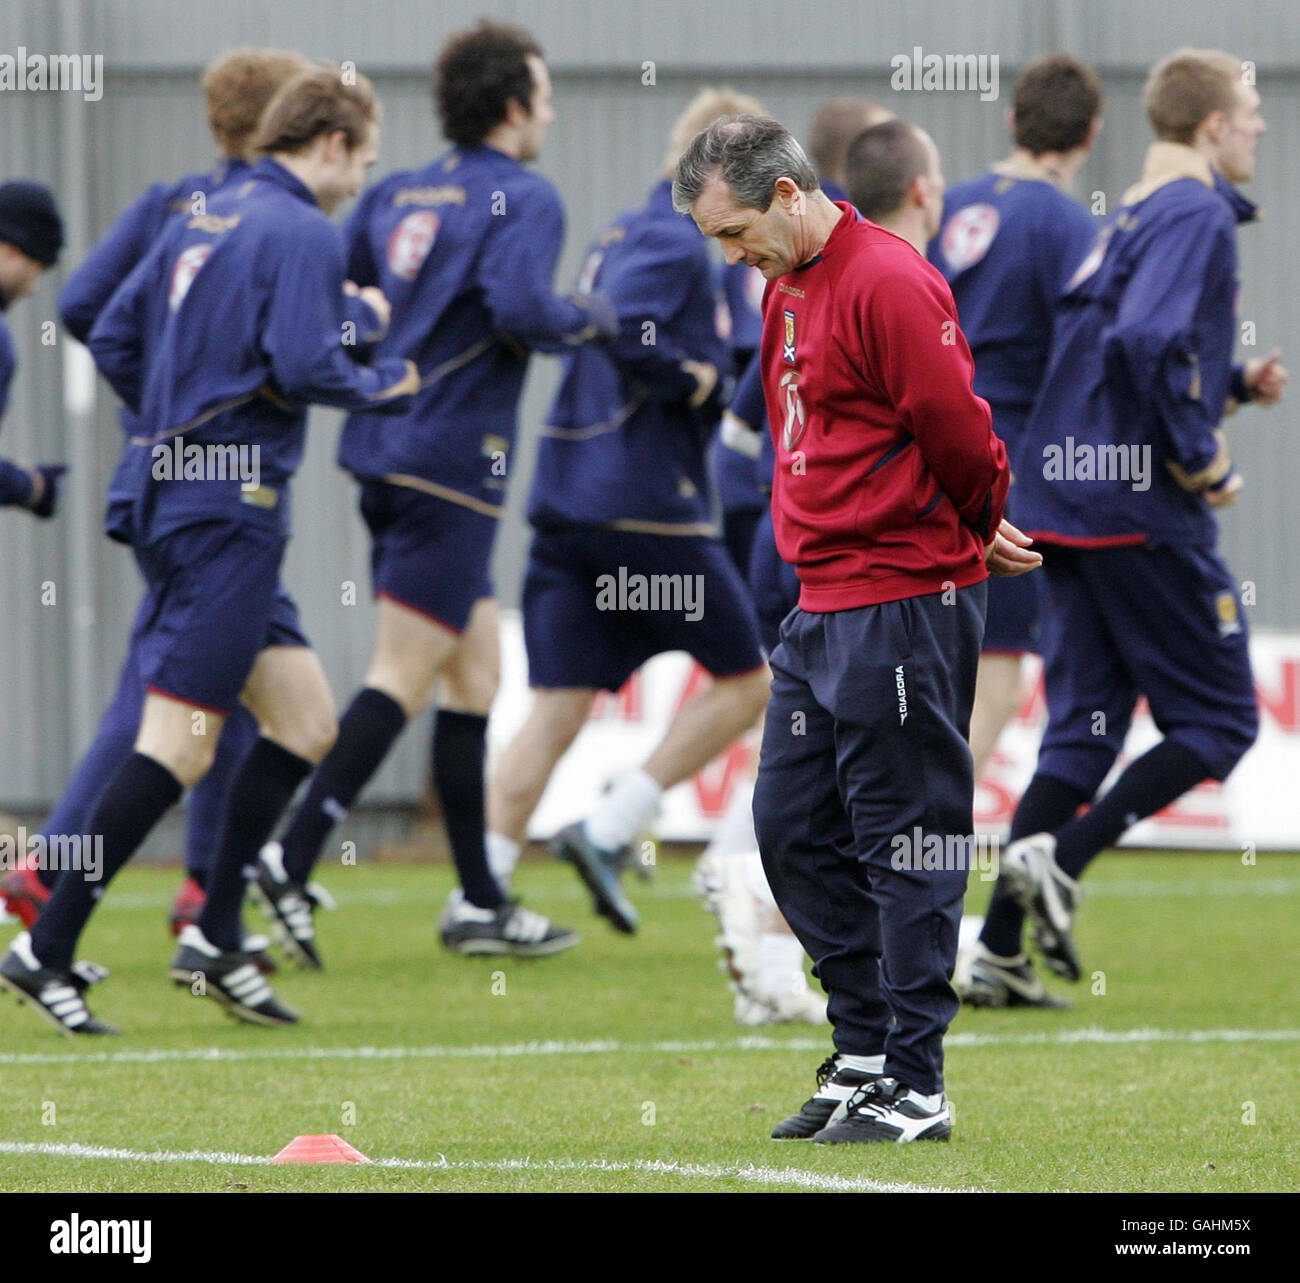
top-left (168, 876), bottom-right (206, 936)
top-left (0, 866), bottom-right (52, 929)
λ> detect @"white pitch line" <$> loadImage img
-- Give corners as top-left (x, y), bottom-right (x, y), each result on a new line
top-left (0, 1027), bottom-right (1297, 1069)
top-left (0, 1140), bottom-right (979, 1193)
top-left (50, 874), bottom-right (1300, 914)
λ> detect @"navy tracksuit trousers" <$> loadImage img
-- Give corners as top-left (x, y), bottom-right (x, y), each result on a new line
top-left (753, 583), bottom-right (985, 1095)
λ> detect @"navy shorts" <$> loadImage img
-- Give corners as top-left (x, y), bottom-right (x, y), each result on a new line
top-left (132, 517), bottom-right (307, 714)
top-left (1036, 542), bottom-right (1257, 791)
top-left (359, 479), bottom-right (497, 633)
top-left (982, 568), bottom-right (1042, 654)
top-left (747, 509), bottom-right (801, 655)
top-left (752, 584), bottom-right (986, 1094)
top-left (523, 524), bottom-right (765, 692)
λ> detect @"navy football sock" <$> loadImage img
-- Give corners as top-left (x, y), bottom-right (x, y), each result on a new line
top-left (29, 754), bottom-right (183, 970)
top-left (433, 710), bottom-right (504, 911)
top-left (1053, 741), bottom-right (1211, 881)
top-left (980, 773), bottom-right (1090, 958)
top-left (185, 705), bottom-right (258, 881)
top-left (279, 688), bottom-right (407, 883)
top-left (34, 671), bottom-right (145, 889)
top-left (198, 738), bottom-right (313, 952)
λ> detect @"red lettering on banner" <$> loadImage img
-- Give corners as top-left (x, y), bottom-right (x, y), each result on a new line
top-left (672, 661), bottom-right (709, 716)
top-left (1257, 658), bottom-right (1299, 731)
top-left (974, 775), bottom-right (1016, 827)
top-left (1146, 779), bottom-right (1227, 829)
top-left (694, 740), bottom-right (755, 817)
top-left (1016, 669), bottom-right (1046, 721)
top-left (590, 671), bottom-right (644, 722)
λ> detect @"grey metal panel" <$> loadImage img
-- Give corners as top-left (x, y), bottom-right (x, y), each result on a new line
top-left (1, 0), bottom-right (1298, 805)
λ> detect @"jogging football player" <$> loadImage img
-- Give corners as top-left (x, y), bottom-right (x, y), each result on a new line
top-left (0, 182), bottom-right (66, 522)
top-left (974, 48), bottom-right (1285, 992)
top-left (258, 21), bottom-right (616, 965)
top-left (677, 115), bottom-right (1036, 1143)
top-left (928, 54), bottom-right (1103, 1008)
top-left (0, 65), bottom-right (419, 1034)
top-left (484, 92), bottom-right (772, 936)
top-left (0, 50), bottom-right (310, 951)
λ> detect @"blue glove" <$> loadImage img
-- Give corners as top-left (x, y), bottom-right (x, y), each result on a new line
top-left (29, 463), bottom-right (67, 519)
top-left (568, 291), bottom-right (619, 344)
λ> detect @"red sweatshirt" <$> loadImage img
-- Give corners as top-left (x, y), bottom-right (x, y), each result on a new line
top-left (761, 203), bottom-right (1009, 612)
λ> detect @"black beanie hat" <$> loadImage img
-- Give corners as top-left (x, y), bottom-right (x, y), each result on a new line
top-left (0, 181), bottom-right (65, 266)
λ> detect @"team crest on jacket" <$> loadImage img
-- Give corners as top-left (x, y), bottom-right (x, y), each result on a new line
top-left (782, 309), bottom-right (797, 363)
top-left (940, 203), bottom-right (999, 272)
top-left (1216, 591), bottom-right (1242, 637)
top-left (386, 210), bottom-right (440, 281)
top-left (169, 243), bottom-right (213, 311)
top-left (780, 370), bottom-right (806, 450)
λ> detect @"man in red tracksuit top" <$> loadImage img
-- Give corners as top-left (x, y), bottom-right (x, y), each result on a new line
top-left (675, 114), bottom-right (1038, 1144)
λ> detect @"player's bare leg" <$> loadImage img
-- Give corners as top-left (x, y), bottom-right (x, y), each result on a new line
top-left (969, 653), bottom-right (1023, 780)
top-left (487, 687), bottom-right (598, 864)
top-left (641, 665), bottom-right (770, 791)
top-left (365, 595), bottom-right (462, 717)
top-left (550, 666), bottom-right (770, 933)
top-left (135, 689), bottom-right (226, 788)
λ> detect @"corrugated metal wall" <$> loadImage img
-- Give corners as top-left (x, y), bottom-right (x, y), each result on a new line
top-left (1, 0), bottom-right (1296, 804)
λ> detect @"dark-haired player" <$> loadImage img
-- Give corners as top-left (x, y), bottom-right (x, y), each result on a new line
top-left (259, 21), bottom-right (615, 965)
top-left (485, 91), bottom-right (771, 937)
top-left (927, 53), bottom-right (1102, 1007)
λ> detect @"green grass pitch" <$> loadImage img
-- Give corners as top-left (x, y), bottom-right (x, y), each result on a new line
top-left (1, 852), bottom-right (1296, 1192)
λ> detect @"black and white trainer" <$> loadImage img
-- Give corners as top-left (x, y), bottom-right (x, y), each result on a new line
top-left (550, 821), bottom-right (639, 934)
top-left (956, 940), bottom-right (1072, 1010)
top-left (250, 841), bottom-right (325, 970)
top-left (813, 1076), bottom-right (953, 1144)
top-left (998, 832), bottom-right (1083, 982)
top-left (69, 959), bottom-right (111, 993)
top-left (0, 933), bottom-right (119, 1035)
top-left (440, 897), bottom-right (579, 957)
top-left (771, 1054), bottom-right (884, 1139)
top-left (169, 924), bottom-right (298, 1026)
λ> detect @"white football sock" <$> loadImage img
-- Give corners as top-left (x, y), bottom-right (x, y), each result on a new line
top-left (757, 931), bottom-right (808, 999)
top-left (583, 768), bottom-right (662, 853)
top-left (839, 1053), bottom-right (886, 1075)
top-left (485, 832), bottom-right (521, 890)
top-left (740, 848), bottom-right (778, 909)
top-left (908, 1089), bottom-right (945, 1110)
top-left (703, 776), bottom-right (757, 860)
